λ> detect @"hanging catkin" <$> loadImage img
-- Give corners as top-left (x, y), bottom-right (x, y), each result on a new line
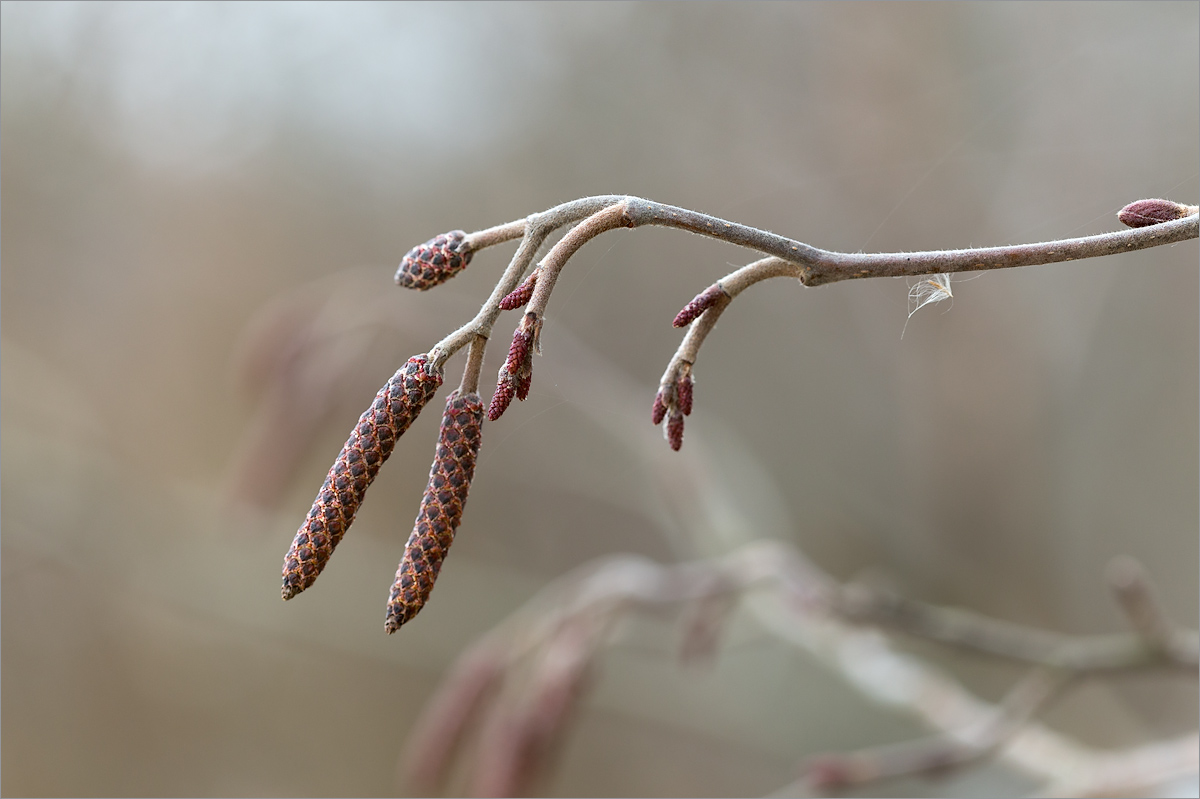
top-left (386, 390), bottom-right (484, 632)
top-left (282, 354), bottom-right (443, 600)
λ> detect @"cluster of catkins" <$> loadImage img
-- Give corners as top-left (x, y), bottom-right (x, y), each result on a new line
top-left (281, 228), bottom-right (720, 631)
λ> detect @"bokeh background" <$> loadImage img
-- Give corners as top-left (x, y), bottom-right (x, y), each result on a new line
top-left (2, 2), bottom-right (1197, 796)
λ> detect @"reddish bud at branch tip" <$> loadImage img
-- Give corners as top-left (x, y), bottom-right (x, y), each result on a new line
top-left (396, 230), bottom-right (473, 290)
top-left (1117, 199), bottom-right (1193, 228)
top-left (673, 284), bottom-right (727, 327)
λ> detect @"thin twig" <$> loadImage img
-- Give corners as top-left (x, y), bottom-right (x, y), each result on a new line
top-left (458, 334), bottom-right (487, 395)
top-left (802, 668), bottom-right (1073, 792)
top-left (1106, 554), bottom-right (1187, 659)
top-left (836, 580), bottom-right (1199, 671)
top-left (425, 195), bottom-right (1196, 438)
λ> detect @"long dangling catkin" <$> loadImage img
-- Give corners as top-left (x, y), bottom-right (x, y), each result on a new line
top-left (281, 354), bottom-right (443, 600)
top-left (386, 390), bottom-right (484, 633)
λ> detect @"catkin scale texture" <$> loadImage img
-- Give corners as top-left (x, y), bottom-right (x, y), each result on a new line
top-left (386, 390), bottom-right (484, 632)
top-left (395, 230), bottom-right (473, 290)
top-left (282, 355), bottom-right (443, 600)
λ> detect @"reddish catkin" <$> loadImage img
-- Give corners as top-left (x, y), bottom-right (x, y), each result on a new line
top-left (395, 230), bottom-right (473, 290)
top-left (676, 372), bottom-right (694, 416)
top-left (505, 324), bottom-right (533, 376)
top-left (651, 391), bottom-right (668, 425)
top-left (1117, 199), bottom-right (1192, 228)
top-left (386, 390), bottom-right (485, 632)
top-left (667, 410), bottom-right (685, 451)
top-left (487, 373), bottom-right (516, 421)
top-left (673, 283), bottom-right (727, 327)
top-left (282, 355), bottom-right (443, 600)
top-left (499, 270), bottom-right (538, 310)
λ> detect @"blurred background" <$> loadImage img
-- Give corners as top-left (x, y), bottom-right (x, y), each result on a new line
top-left (2, 2), bottom-right (1197, 796)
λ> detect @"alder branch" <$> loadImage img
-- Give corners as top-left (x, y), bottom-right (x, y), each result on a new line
top-left (279, 194), bottom-right (1197, 621)
top-left (407, 194), bottom-right (1196, 451)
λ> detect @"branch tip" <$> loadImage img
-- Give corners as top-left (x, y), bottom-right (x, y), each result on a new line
top-left (396, 230), bottom-right (473, 290)
top-left (1117, 199), bottom-right (1195, 228)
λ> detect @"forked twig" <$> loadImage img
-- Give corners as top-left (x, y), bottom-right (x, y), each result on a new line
top-left (280, 193), bottom-right (1197, 631)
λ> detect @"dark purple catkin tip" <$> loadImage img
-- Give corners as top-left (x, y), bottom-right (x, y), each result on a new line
top-left (499, 272), bottom-right (537, 310)
top-left (667, 411), bottom-right (684, 451)
top-left (1117, 199), bottom-right (1189, 228)
top-left (396, 230), bottom-right (473, 290)
top-left (676, 374), bottom-right (693, 416)
top-left (673, 284), bottom-right (727, 328)
top-left (651, 391), bottom-right (668, 426)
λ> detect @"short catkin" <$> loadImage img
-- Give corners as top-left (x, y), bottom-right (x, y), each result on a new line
top-left (281, 354), bottom-right (443, 600)
top-left (386, 390), bottom-right (485, 633)
top-left (395, 230), bottom-right (473, 290)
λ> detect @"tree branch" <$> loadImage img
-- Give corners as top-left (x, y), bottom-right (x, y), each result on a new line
top-left (415, 194), bottom-right (1195, 448)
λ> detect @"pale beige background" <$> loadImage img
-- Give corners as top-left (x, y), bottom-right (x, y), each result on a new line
top-left (2, 2), bottom-right (1197, 796)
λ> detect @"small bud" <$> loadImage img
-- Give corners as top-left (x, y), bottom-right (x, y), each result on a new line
top-left (395, 230), bottom-right (473, 290)
top-left (1117, 199), bottom-right (1191, 228)
top-left (488, 371), bottom-right (516, 421)
top-left (676, 373), bottom-right (693, 416)
top-left (673, 284), bottom-right (727, 328)
top-left (651, 391), bottom-right (668, 425)
top-left (282, 354), bottom-right (443, 600)
top-left (666, 411), bottom-right (684, 451)
top-left (386, 390), bottom-right (484, 632)
top-left (499, 270), bottom-right (538, 310)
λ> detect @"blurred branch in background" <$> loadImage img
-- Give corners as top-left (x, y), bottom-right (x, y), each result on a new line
top-left (397, 544), bottom-right (1197, 797)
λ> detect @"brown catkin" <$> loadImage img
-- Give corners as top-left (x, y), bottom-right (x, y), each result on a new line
top-left (282, 355), bottom-right (443, 600)
top-left (386, 390), bottom-right (485, 632)
top-left (395, 230), bottom-right (473, 290)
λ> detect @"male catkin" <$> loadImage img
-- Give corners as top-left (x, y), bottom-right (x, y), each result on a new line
top-left (281, 354), bottom-right (443, 600)
top-left (386, 390), bottom-right (484, 632)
